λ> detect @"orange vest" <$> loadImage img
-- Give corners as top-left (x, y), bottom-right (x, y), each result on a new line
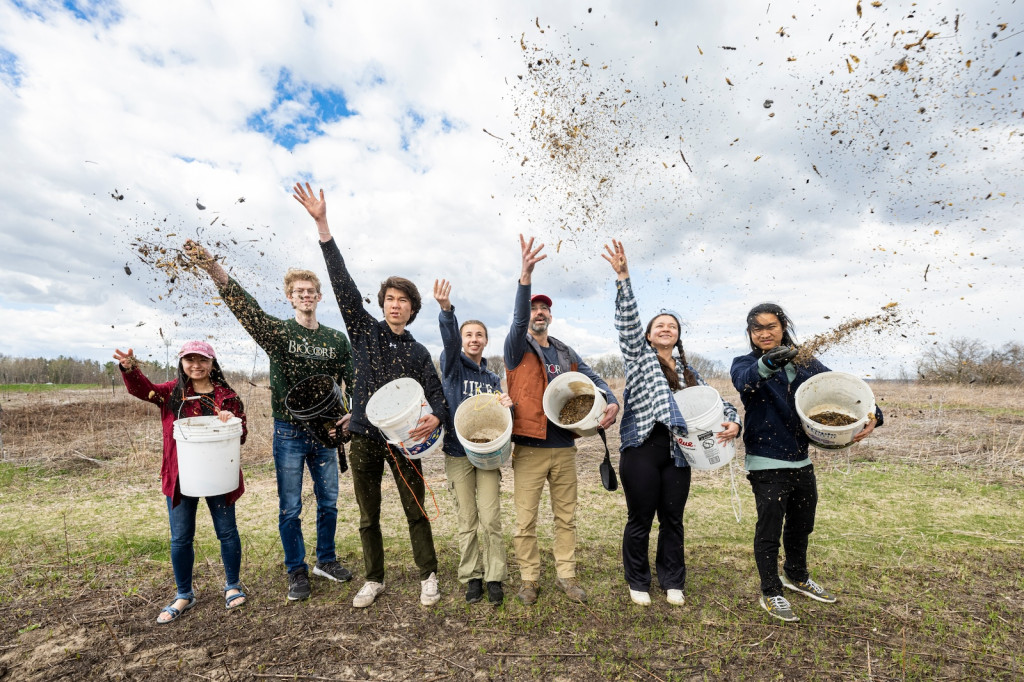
top-left (507, 337), bottom-right (577, 440)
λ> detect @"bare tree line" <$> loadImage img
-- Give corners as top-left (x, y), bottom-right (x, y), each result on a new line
top-left (916, 338), bottom-right (1024, 385)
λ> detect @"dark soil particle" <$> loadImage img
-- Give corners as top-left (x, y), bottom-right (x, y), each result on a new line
top-left (560, 394), bottom-right (595, 424)
top-left (810, 410), bottom-right (859, 426)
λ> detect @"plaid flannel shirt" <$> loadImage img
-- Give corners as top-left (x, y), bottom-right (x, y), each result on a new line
top-left (615, 277), bottom-right (739, 459)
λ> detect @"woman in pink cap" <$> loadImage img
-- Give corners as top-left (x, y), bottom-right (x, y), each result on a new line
top-left (114, 340), bottom-right (248, 624)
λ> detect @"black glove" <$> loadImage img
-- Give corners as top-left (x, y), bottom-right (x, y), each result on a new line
top-left (762, 345), bottom-right (798, 371)
top-left (337, 446), bottom-right (349, 474)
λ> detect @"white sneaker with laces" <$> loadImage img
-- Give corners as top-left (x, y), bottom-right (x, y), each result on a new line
top-left (420, 572), bottom-right (440, 606)
top-left (629, 588), bottom-right (651, 606)
top-left (666, 589), bottom-right (685, 606)
top-left (352, 581), bottom-right (385, 608)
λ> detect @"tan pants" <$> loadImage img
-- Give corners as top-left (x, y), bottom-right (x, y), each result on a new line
top-left (511, 444), bottom-right (578, 581)
top-left (445, 455), bottom-right (508, 584)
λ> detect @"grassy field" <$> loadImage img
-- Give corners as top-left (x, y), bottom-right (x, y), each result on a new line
top-left (0, 383), bottom-right (104, 393)
top-left (0, 380), bottom-right (1022, 680)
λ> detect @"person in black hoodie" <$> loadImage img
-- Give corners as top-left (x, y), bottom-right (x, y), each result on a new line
top-left (731, 303), bottom-right (882, 623)
top-left (293, 182), bottom-right (448, 609)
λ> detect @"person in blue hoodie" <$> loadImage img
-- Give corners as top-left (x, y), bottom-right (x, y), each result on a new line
top-left (433, 279), bottom-right (514, 606)
top-left (731, 303), bottom-right (882, 623)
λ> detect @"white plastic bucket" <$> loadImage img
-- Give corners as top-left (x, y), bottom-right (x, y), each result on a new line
top-left (454, 393), bottom-right (513, 470)
top-left (672, 386), bottom-right (735, 471)
top-left (173, 416), bottom-right (243, 497)
top-left (542, 371), bottom-right (608, 437)
top-left (365, 378), bottom-right (445, 459)
top-left (794, 371), bottom-right (875, 450)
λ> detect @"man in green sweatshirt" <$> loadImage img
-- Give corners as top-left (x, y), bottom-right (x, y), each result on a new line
top-left (186, 241), bottom-right (355, 602)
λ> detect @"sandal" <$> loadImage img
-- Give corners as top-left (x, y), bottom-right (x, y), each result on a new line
top-left (156, 595), bottom-right (196, 625)
top-left (224, 588), bottom-right (247, 610)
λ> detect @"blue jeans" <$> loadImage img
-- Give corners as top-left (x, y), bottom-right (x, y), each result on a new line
top-left (166, 494), bottom-right (241, 600)
top-left (273, 419), bottom-right (340, 574)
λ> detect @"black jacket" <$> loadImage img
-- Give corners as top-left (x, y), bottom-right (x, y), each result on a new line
top-left (320, 238), bottom-right (448, 442)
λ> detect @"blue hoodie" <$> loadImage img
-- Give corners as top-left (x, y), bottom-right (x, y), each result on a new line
top-left (438, 307), bottom-right (502, 456)
top-left (730, 351), bottom-right (884, 462)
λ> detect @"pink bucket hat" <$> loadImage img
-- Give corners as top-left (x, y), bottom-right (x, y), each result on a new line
top-left (178, 340), bottom-right (217, 359)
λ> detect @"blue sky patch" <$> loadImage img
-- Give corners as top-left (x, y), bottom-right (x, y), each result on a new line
top-left (247, 68), bottom-right (355, 150)
top-left (0, 47), bottom-right (22, 88)
top-left (11, 0), bottom-right (122, 26)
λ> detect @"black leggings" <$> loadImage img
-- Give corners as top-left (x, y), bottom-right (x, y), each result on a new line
top-left (747, 464), bottom-right (818, 596)
top-left (619, 424), bottom-right (692, 591)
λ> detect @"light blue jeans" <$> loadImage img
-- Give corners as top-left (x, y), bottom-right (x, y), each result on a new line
top-left (273, 419), bottom-right (340, 574)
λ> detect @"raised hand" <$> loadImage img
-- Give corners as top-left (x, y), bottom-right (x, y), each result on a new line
top-left (183, 239), bottom-right (228, 286)
top-left (601, 239), bottom-right (629, 280)
top-left (433, 279), bottom-right (452, 311)
top-left (113, 348), bottom-right (137, 370)
top-left (519, 234), bottom-right (546, 284)
top-left (292, 182), bottom-right (327, 222)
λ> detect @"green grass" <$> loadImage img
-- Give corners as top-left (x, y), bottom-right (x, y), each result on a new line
top-left (0, 383), bottom-right (103, 392)
top-left (0, 446), bottom-right (1021, 679)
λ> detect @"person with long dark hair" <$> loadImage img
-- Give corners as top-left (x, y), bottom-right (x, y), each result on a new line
top-left (114, 341), bottom-right (247, 624)
top-left (602, 240), bottom-right (740, 606)
top-left (731, 303), bottom-right (882, 622)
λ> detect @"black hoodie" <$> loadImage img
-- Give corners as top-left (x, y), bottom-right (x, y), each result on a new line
top-left (320, 238), bottom-right (448, 442)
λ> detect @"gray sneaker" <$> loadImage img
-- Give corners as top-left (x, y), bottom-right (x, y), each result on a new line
top-left (760, 593), bottom-right (799, 622)
top-left (780, 574), bottom-right (837, 603)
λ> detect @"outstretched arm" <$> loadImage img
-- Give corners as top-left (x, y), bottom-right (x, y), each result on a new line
top-left (518, 233), bottom-right (546, 285)
top-left (434, 279), bottom-right (462, 378)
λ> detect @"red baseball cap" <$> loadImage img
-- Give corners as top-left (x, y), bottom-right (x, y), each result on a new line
top-left (178, 340), bottom-right (217, 359)
top-left (530, 294), bottom-right (553, 308)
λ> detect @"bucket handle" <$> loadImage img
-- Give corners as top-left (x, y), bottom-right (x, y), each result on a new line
top-left (175, 395), bottom-right (220, 441)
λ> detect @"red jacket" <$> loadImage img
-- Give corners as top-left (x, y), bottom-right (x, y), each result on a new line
top-left (121, 367), bottom-right (247, 507)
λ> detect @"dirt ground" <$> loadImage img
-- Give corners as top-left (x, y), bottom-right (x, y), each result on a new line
top-left (0, 381), bottom-right (1022, 680)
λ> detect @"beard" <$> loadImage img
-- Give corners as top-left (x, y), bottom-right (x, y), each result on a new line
top-left (529, 319), bottom-right (548, 334)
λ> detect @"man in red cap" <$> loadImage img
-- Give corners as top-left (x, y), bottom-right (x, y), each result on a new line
top-left (503, 235), bottom-right (619, 605)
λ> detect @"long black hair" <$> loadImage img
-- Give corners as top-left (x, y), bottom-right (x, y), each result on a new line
top-left (167, 357), bottom-right (238, 418)
top-left (644, 312), bottom-right (698, 390)
top-left (745, 302), bottom-right (798, 353)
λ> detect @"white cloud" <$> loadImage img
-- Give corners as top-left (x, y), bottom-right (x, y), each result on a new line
top-left (0, 0), bottom-right (1021, 384)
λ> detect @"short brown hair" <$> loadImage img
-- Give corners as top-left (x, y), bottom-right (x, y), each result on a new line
top-left (377, 276), bottom-right (422, 325)
top-left (459, 319), bottom-right (488, 340)
top-left (284, 269), bottom-right (322, 297)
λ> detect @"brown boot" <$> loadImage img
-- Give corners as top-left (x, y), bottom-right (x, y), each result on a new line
top-left (555, 577), bottom-right (587, 602)
top-left (517, 580), bottom-right (540, 605)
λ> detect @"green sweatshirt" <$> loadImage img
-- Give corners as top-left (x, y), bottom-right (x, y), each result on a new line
top-left (219, 277), bottom-right (354, 422)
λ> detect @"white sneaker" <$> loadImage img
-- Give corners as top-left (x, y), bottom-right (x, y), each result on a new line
top-left (352, 581), bottom-right (385, 608)
top-left (420, 572), bottom-right (440, 606)
top-left (629, 588), bottom-right (651, 606)
top-left (667, 589), bottom-right (685, 606)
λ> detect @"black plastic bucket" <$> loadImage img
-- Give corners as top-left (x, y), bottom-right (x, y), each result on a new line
top-left (284, 374), bottom-right (347, 447)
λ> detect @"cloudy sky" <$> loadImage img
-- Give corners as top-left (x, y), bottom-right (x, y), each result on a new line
top-left (1, 0), bottom-right (1021, 379)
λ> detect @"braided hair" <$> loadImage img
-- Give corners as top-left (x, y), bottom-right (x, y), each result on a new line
top-left (645, 313), bottom-right (698, 391)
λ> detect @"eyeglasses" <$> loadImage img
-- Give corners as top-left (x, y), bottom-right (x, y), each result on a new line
top-left (291, 288), bottom-right (318, 296)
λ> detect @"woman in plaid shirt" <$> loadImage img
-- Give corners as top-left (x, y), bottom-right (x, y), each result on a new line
top-left (602, 240), bottom-right (740, 607)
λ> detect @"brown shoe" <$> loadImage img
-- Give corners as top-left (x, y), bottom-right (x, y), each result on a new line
top-left (556, 577), bottom-right (587, 602)
top-left (517, 580), bottom-right (540, 605)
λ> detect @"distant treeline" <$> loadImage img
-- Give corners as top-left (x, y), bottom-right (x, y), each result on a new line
top-left (0, 354), bottom-right (268, 388)
top-left (916, 338), bottom-right (1024, 385)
